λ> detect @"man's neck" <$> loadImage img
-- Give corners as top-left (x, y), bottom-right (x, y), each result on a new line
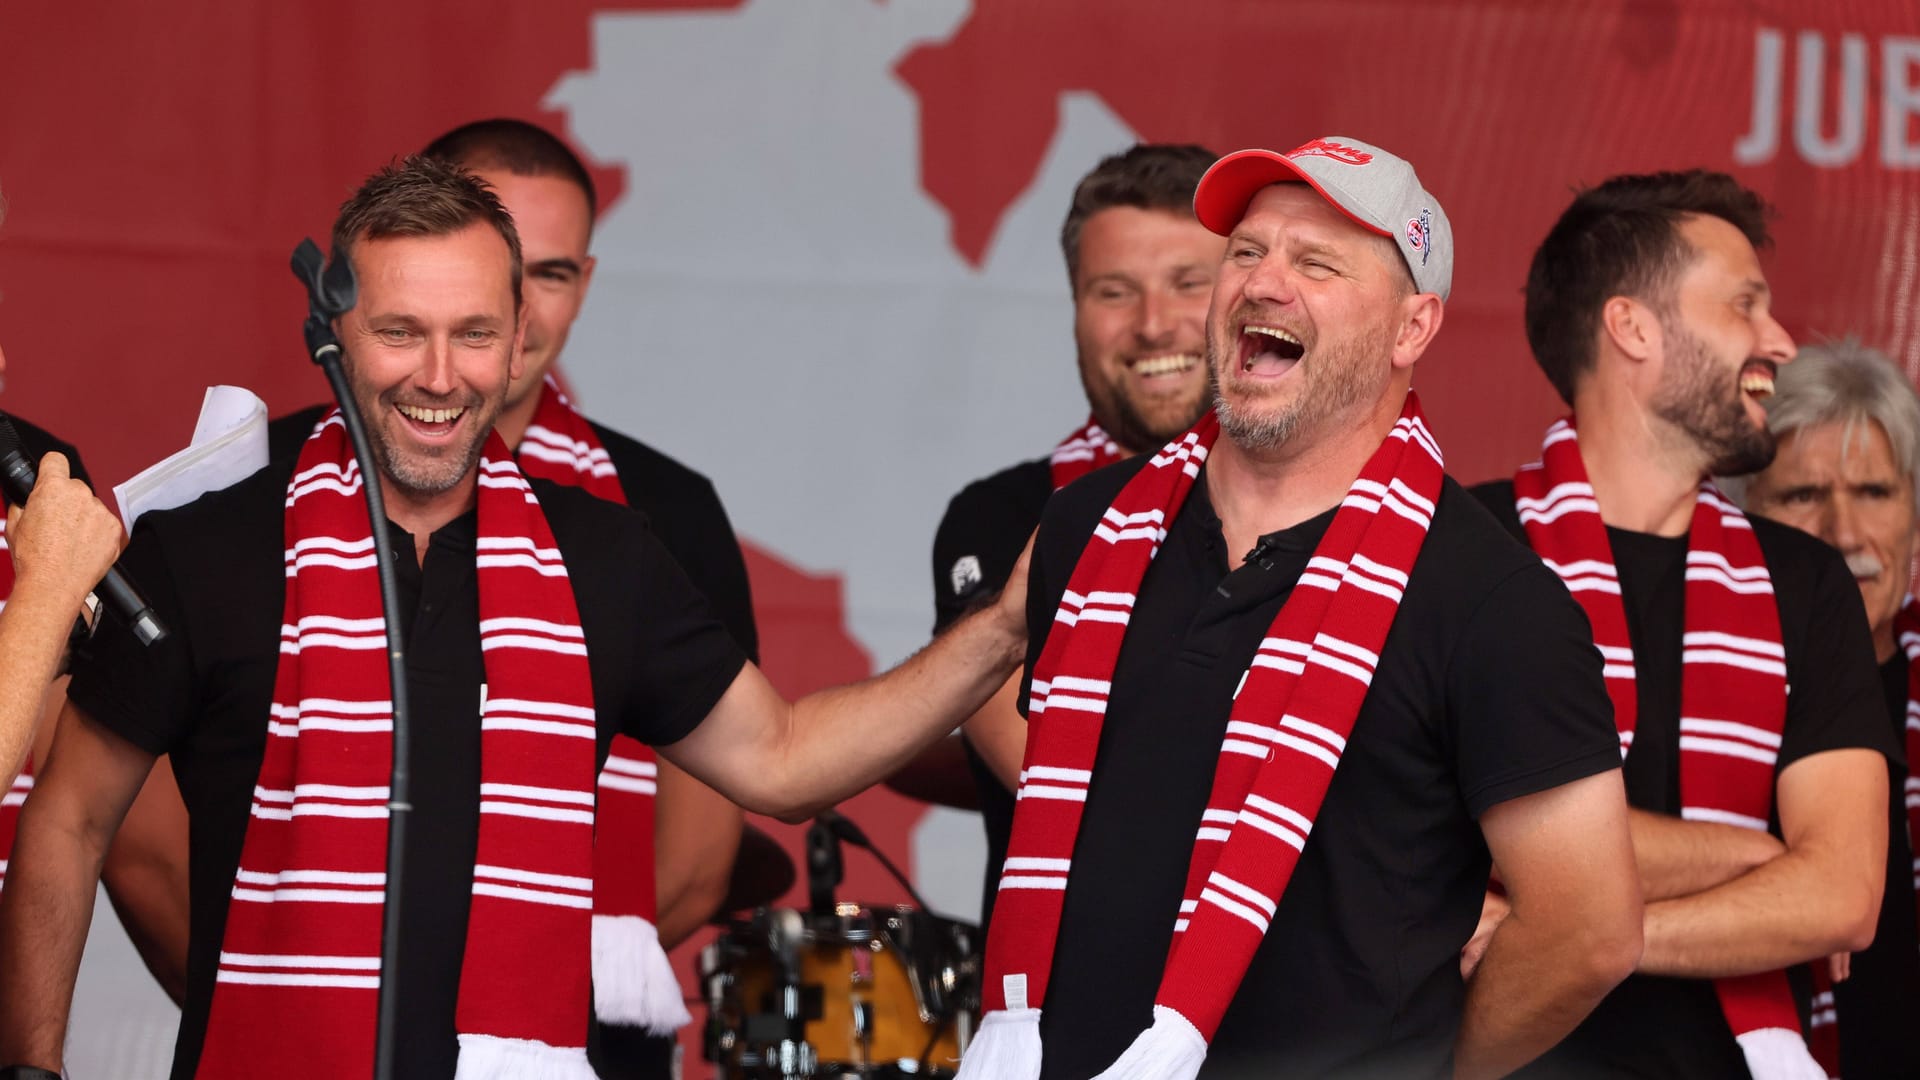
top-left (380, 475), bottom-right (478, 566)
top-left (1570, 389), bottom-right (1708, 538)
top-left (492, 384), bottom-right (543, 452)
top-left (1206, 398), bottom-right (1404, 564)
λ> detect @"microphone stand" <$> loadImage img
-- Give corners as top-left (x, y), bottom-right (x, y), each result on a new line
top-left (291, 239), bottom-right (413, 1080)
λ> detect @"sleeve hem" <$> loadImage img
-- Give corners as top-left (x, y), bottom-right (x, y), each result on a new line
top-left (643, 650), bottom-right (749, 747)
top-left (1464, 742), bottom-right (1621, 820)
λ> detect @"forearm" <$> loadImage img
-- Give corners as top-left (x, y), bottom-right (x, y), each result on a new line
top-left (765, 604), bottom-right (1022, 818)
top-left (0, 802), bottom-right (110, 1067)
top-left (1454, 906), bottom-right (1633, 1078)
top-left (0, 585), bottom-right (82, 785)
top-left (1628, 808), bottom-right (1783, 900)
top-left (100, 759), bottom-right (193, 1004)
top-left (1640, 844), bottom-right (1880, 978)
top-left (651, 762), bottom-right (742, 949)
top-left (959, 673), bottom-right (1025, 792)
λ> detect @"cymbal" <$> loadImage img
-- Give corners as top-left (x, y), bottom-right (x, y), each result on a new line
top-left (716, 823), bottom-right (796, 915)
top-left (881, 735), bottom-right (981, 811)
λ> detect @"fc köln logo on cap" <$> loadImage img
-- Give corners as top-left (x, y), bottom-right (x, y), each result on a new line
top-left (1287, 138), bottom-right (1373, 165)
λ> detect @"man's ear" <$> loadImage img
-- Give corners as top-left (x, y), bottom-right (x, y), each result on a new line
top-left (1390, 292), bottom-right (1445, 371)
top-left (1600, 296), bottom-right (1659, 363)
top-left (508, 303), bottom-right (529, 381)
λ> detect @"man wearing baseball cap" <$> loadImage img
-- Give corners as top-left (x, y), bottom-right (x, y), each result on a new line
top-left (954, 138), bottom-right (1641, 1080)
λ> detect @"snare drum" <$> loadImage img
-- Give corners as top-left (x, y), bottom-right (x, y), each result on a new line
top-left (701, 904), bottom-right (978, 1078)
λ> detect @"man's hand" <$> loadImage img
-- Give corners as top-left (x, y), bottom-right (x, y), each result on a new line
top-left (991, 531), bottom-right (1034, 645)
top-left (7, 452), bottom-right (122, 614)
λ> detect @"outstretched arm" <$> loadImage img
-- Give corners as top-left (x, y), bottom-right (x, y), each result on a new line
top-left (661, 545), bottom-right (1028, 821)
top-left (1454, 769), bottom-right (1642, 1080)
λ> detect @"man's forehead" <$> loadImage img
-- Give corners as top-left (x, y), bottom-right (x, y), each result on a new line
top-left (1676, 214), bottom-right (1766, 281)
top-left (1236, 182), bottom-right (1368, 238)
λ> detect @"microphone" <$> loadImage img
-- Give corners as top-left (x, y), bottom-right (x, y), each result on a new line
top-left (815, 810), bottom-right (932, 912)
top-left (0, 414), bottom-right (167, 646)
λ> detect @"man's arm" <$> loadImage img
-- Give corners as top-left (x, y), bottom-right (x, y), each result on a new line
top-left (99, 755), bottom-right (192, 1004)
top-left (650, 758), bottom-right (742, 948)
top-left (1454, 769), bottom-right (1642, 1079)
top-left (660, 572), bottom-right (1027, 822)
top-left (1638, 748), bottom-right (1885, 977)
top-left (959, 673), bottom-right (1023, 791)
top-left (1626, 807), bottom-right (1785, 900)
top-left (0, 453), bottom-right (123, 787)
top-left (0, 703), bottom-right (158, 1070)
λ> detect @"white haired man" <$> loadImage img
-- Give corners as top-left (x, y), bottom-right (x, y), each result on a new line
top-left (1731, 340), bottom-right (1920, 1079)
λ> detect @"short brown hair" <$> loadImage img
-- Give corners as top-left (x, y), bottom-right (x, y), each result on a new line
top-left (1525, 169), bottom-right (1774, 403)
top-left (331, 155), bottom-right (523, 307)
top-left (1061, 144), bottom-right (1218, 289)
top-left (423, 118), bottom-right (598, 223)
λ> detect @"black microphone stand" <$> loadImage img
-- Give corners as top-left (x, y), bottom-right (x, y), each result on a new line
top-left (290, 239), bottom-right (413, 1080)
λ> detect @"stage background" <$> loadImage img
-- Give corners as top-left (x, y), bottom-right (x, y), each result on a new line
top-left (4, 0), bottom-right (1919, 1074)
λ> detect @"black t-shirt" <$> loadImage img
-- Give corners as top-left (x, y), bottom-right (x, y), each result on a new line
top-left (272, 404), bottom-right (759, 662)
top-left (1828, 658), bottom-right (1920, 1078)
top-left (929, 456), bottom-right (1051, 933)
top-left (66, 458), bottom-right (748, 1080)
top-left (1471, 479), bottom-right (1895, 1079)
top-left (1023, 459), bottom-right (1622, 1079)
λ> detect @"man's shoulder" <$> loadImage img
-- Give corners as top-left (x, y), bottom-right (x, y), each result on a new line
top-left (7, 411), bottom-right (91, 486)
top-left (944, 456), bottom-right (1053, 520)
top-left (1415, 477), bottom-right (1559, 598)
top-left (1745, 507), bottom-right (1846, 577)
top-left (529, 473), bottom-right (652, 538)
top-left (583, 417), bottom-right (722, 510)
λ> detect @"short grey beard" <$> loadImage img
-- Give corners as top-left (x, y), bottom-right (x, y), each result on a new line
top-left (1214, 386), bottom-right (1303, 452)
top-left (373, 430), bottom-right (487, 498)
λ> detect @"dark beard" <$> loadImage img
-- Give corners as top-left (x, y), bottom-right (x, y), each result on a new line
top-left (1650, 326), bottom-right (1776, 476)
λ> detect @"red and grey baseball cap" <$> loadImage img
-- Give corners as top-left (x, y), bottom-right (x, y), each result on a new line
top-left (1193, 136), bottom-right (1453, 301)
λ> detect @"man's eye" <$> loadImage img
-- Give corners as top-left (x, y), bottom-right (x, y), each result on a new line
top-left (1178, 276), bottom-right (1213, 293)
top-left (1779, 488), bottom-right (1820, 505)
top-left (1858, 484), bottom-right (1896, 500)
top-left (463, 330), bottom-right (496, 344)
top-left (534, 268), bottom-right (574, 284)
top-left (378, 328), bottom-right (411, 343)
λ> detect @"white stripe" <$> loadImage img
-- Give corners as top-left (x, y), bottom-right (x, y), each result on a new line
top-left (1021, 765), bottom-right (1093, 784)
top-left (471, 881), bottom-right (597, 909)
top-left (230, 887), bottom-right (385, 905)
top-left (1678, 735), bottom-right (1779, 767)
top-left (1016, 784), bottom-right (1090, 802)
top-left (1199, 887), bottom-right (1271, 934)
top-left (478, 800), bottom-right (595, 825)
top-left (219, 951), bottom-right (380, 970)
top-left (478, 782), bottom-right (596, 807)
top-left (1206, 871), bottom-right (1278, 917)
top-left (473, 863), bottom-right (593, 892)
top-left (1245, 793), bottom-right (1315, 836)
top-left (478, 617), bottom-right (585, 639)
top-left (483, 698), bottom-right (596, 721)
top-left (481, 718), bottom-right (597, 739)
top-left (475, 553), bottom-right (570, 578)
top-left (1682, 630), bottom-right (1785, 659)
top-left (998, 875), bottom-right (1071, 891)
top-left (480, 634), bottom-right (589, 656)
top-left (1678, 717), bottom-right (1783, 749)
top-left (1002, 857), bottom-right (1072, 872)
top-left (1681, 806), bottom-right (1770, 831)
top-left (1518, 498), bottom-right (1602, 525)
top-left (215, 971), bottom-right (380, 989)
top-left (598, 775), bottom-right (657, 795)
top-left (1312, 633), bottom-right (1379, 671)
top-left (236, 869), bottom-right (384, 886)
top-left (601, 756), bottom-right (657, 778)
top-left (1682, 647), bottom-right (1788, 677)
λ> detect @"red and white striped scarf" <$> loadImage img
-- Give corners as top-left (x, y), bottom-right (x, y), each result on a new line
top-left (958, 394), bottom-right (1445, 1080)
top-left (1515, 417), bottom-right (1821, 1080)
top-left (196, 412), bottom-right (600, 1078)
top-left (1049, 416), bottom-right (1124, 491)
top-left (519, 375), bottom-right (690, 1032)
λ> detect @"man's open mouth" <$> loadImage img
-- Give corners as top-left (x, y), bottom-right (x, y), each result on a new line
top-left (1239, 325), bottom-right (1305, 376)
top-left (1131, 353), bottom-right (1201, 379)
top-left (1739, 359), bottom-right (1777, 400)
top-left (396, 402), bottom-right (467, 434)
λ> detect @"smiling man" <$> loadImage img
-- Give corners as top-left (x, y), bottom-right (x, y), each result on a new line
top-left (1471, 171), bottom-right (1894, 1079)
top-left (924, 143), bottom-right (1220, 931)
top-left (90, 119), bottom-right (757, 1077)
top-left (952, 138), bottom-right (1640, 1080)
top-left (0, 156), bottom-right (1026, 1080)
top-left (1727, 340), bottom-right (1920, 1079)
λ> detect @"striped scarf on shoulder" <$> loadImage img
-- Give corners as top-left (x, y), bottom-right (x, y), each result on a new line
top-left (197, 411), bottom-right (600, 1078)
top-left (519, 375), bottom-right (690, 1033)
top-left (1515, 416), bottom-right (1821, 1080)
top-left (959, 393), bottom-right (1445, 1080)
top-left (1049, 417), bottom-right (1123, 490)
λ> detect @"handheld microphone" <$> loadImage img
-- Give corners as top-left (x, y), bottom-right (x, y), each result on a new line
top-left (0, 413), bottom-right (167, 646)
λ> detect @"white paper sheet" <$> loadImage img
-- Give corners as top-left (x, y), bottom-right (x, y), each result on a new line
top-left (113, 385), bottom-right (269, 531)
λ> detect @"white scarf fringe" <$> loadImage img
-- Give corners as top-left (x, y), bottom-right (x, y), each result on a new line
top-left (453, 1033), bottom-right (598, 1079)
top-left (1735, 1027), bottom-right (1830, 1080)
top-left (954, 1006), bottom-right (1044, 1080)
top-left (1091, 1005), bottom-right (1207, 1080)
top-left (591, 913), bottom-right (693, 1032)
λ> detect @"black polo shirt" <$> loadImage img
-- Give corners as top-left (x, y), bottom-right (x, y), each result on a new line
top-left (1471, 479), bottom-right (1894, 1079)
top-left (272, 404), bottom-right (759, 662)
top-left (66, 457), bottom-right (747, 1080)
top-left (1024, 458), bottom-right (1621, 1079)
top-left (930, 456), bottom-right (1050, 933)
